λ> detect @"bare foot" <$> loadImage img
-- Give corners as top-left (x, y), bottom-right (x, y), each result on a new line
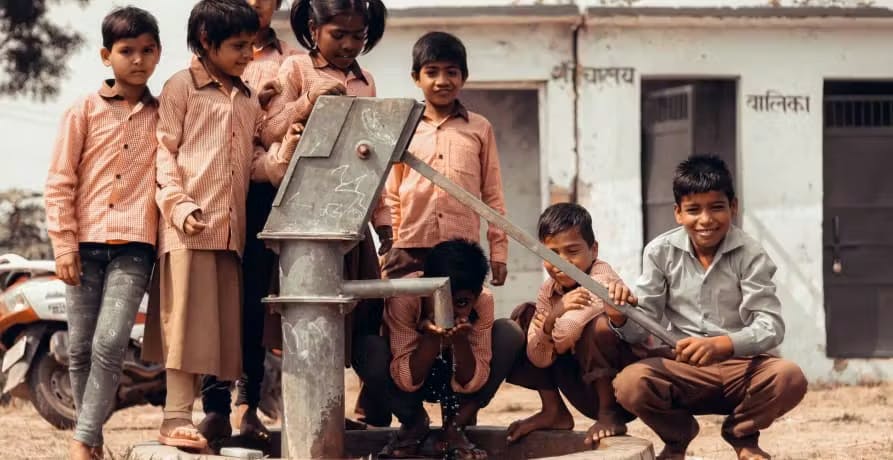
top-left (197, 411), bottom-right (232, 444)
top-left (442, 424), bottom-right (488, 460)
top-left (583, 419), bottom-right (628, 447)
top-left (236, 404), bottom-right (270, 443)
top-left (506, 407), bottom-right (574, 444)
top-left (69, 439), bottom-right (92, 460)
top-left (379, 412), bottom-right (430, 458)
top-left (736, 446), bottom-right (772, 460)
top-left (656, 447), bottom-right (686, 460)
top-left (657, 419), bottom-right (699, 460)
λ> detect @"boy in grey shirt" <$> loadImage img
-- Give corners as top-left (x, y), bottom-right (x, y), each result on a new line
top-left (609, 155), bottom-right (807, 460)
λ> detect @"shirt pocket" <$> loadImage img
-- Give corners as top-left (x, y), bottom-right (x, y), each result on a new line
top-left (448, 134), bottom-right (482, 178)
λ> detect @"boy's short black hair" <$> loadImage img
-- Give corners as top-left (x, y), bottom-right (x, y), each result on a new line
top-left (101, 6), bottom-right (160, 50)
top-left (412, 31), bottom-right (468, 80)
top-left (673, 154), bottom-right (736, 205)
top-left (537, 203), bottom-right (596, 247)
top-left (188, 0), bottom-right (260, 57)
top-left (423, 239), bottom-right (489, 296)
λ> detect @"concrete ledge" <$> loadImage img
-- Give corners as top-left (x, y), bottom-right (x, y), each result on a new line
top-left (126, 428), bottom-right (654, 459)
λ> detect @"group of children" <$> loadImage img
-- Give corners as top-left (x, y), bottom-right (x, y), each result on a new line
top-left (43, 1), bottom-right (808, 459)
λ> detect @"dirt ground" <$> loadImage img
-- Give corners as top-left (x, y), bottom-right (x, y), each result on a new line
top-left (2, 372), bottom-right (892, 460)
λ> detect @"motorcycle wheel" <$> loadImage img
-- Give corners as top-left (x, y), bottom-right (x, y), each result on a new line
top-left (28, 348), bottom-right (76, 430)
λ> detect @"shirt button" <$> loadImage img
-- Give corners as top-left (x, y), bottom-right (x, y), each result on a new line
top-left (438, 213), bottom-right (443, 218)
top-left (123, 144), bottom-right (128, 150)
top-left (115, 174), bottom-right (122, 180)
top-left (128, 116), bottom-right (132, 121)
top-left (108, 203), bottom-right (114, 209)
top-left (438, 154), bottom-right (443, 159)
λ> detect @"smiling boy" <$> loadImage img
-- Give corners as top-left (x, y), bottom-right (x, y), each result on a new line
top-left (383, 31), bottom-right (508, 284)
top-left (611, 155), bottom-right (807, 460)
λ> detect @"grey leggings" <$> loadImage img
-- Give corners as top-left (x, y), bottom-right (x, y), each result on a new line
top-left (66, 242), bottom-right (154, 447)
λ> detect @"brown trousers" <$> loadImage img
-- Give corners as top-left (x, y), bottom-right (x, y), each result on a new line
top-left (507, 302), bottom-right (638, 420)
top-left (613, 354), bottom-right (807, 451)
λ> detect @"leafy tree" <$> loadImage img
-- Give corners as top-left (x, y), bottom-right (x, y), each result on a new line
top-left (0, 0), bottom-right (89, 100)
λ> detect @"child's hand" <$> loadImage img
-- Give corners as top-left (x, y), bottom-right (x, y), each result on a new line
top-left (606, 279), bottom-right (636, 326)
top-left (308, 80), bottom-right (346, 105)
top-left (184, 211), bottom-right (208, 236)
top-left (446, 317), bottom-right (474, 342)
top-left (418, 318), bottom-right (447, 337)
top-left (607, 279), bottom-right (636, 306)
top-left (375, 225), bottom-right (393, 255)
top-left (258, 79), bottom-right (282, 109)
top-left (675, 336), bottom-right (734, 367)
top-left (490, 261), bottom-right (507, 286)
top-left (56, 252), bottom-right (81, 286)
top-left (418, 298), bottom-right (447, 337)
top-left (561, 287), bottom-right (593, 313)
top-left (281, 123), bottom-right (304, 163)
top-left (532, 311), bottom-right (546, 331)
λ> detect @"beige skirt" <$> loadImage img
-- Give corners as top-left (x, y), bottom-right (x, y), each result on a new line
top-left (142, 249), bottom-right (243, 381)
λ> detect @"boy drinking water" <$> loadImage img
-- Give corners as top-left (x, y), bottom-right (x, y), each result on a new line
top-left (353, 239), bottom-right (524, 459)
top-left (44, 7), bottom-right (161, 459)
top-left (611, 155), bottom-right (807, 460)
top-left (506, 203), bottom-right (641, 448)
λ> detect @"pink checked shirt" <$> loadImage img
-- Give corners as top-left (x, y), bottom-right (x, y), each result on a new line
top-left (385, 102), bottom-right (508, 263)
top-left (526, 260), bottom-right (621, 368)
top-left (155, 57), bottom-right (290, 258)
top-left (45, 80), bottom-right (159, 258)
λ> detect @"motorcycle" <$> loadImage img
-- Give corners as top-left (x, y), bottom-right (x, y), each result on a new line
top-left (0, 253), bottom-right (167, 429)
top-left (0, 253), bottom-right (284, 429)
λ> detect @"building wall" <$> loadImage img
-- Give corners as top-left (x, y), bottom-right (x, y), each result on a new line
top-left (579, 23), bottom-right (893, 383)
top-left (360, 22), bottom-right (578, 206)
top-left (317, 18), bottom-right (893, 383)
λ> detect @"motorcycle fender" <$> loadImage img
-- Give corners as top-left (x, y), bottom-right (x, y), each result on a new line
top-left (2, 325), bottom-right (48, 396)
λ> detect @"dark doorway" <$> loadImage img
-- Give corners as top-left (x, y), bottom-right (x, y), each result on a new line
top-left (641, 79), bottom-right (738, 244)
top-left (460, 88), bottom-right (543, 318)
top-left (823, 80), bottom-right (893, 358)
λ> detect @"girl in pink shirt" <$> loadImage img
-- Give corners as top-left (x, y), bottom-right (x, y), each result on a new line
top-left (260, 0), bottom-right (392, 428)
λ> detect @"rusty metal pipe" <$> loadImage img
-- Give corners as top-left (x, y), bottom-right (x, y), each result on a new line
top-left (402, 152), bottom-right (685, 348)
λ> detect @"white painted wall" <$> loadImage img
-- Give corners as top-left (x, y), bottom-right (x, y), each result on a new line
top-left (357, 23), bottom-right (577, 200)
top-left (579, 22), bottom-right (893, 383)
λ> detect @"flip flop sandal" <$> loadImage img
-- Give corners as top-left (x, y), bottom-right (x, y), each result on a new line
top-left (158, 423), bottom-right (209, 451)
top-left (378, 431), bottom-right (428, 459)
top-left (446, 444), bottom-right (488, 460)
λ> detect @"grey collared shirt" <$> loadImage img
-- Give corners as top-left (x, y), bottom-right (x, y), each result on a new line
top-left (616, 225), bottom-right (785, 357)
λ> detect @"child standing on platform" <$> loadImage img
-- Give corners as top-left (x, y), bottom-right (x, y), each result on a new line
top-left (196, 0), bottom-right (303, 445)
top-left (143, 0), bottom-right (300, 450)
top-left (45, 7), bottom-right (161, 459)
